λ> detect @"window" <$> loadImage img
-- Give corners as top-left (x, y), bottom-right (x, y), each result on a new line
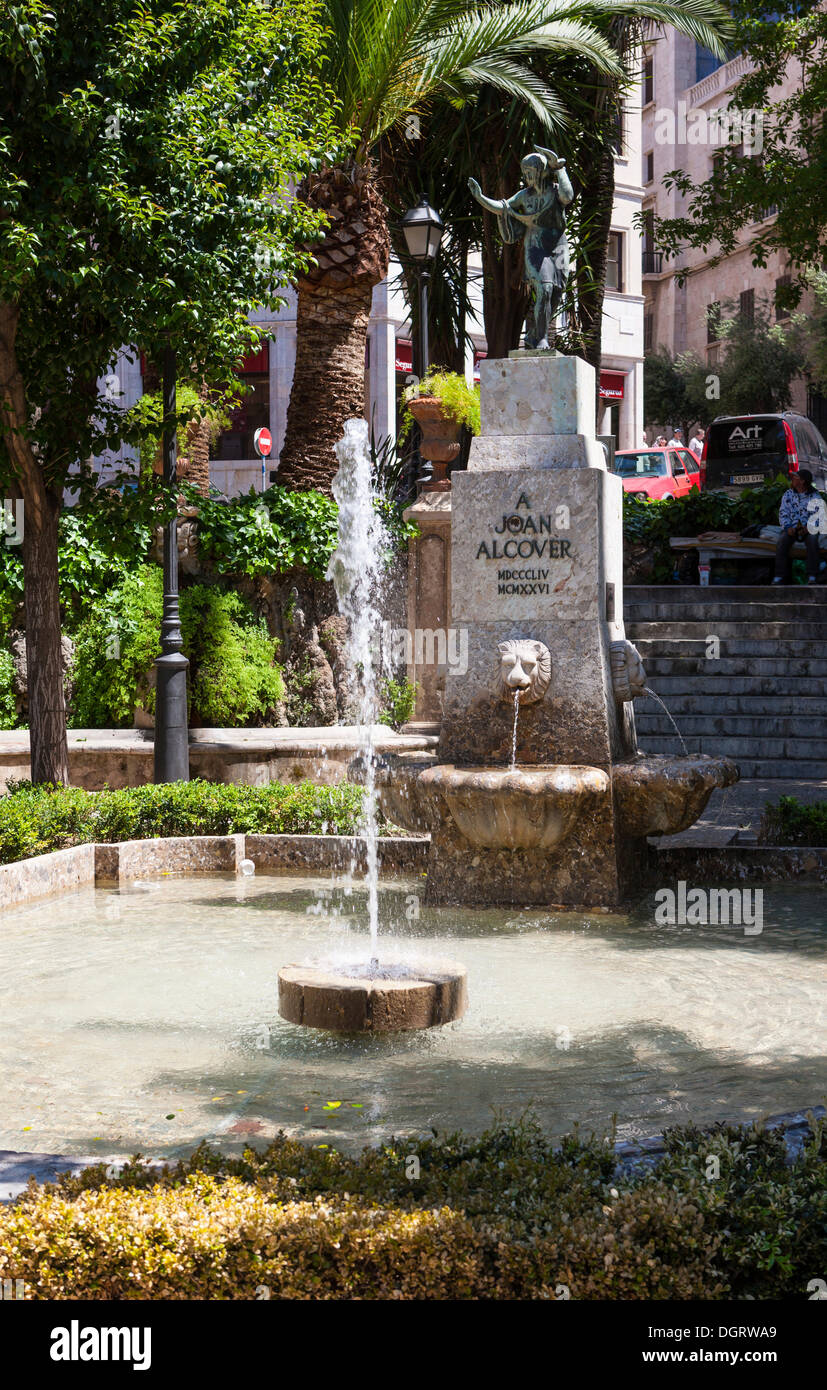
top-left (643, 54), bottom-right (654, 106)
top-left (615, 451), bottom-right (667, 478)
top-left (775, 274), bottom-right (792, 321)
top-left (671, 452), bottom-right (687, 477)
top-left (739, 288), bottom-right (755, 327)
top-left (611, 102), bottom-right (626, 156)
top-left (644, 151), bottom-right (654, 184)
top-left (606, 232), bottom-right (624, 292)
top-left (707, 302), bottom-right (722, 344)
top-left (644, 313), bottom-right (654, 352)
top-left (211, 344), bottom-right (271, 461)
top-left (679, 448), bottom-right (700, 474)
top-left (641, 210), bottom-right (661, 274)
top-left (695, 41), bottom-right (726, 83)
top-left (807, 385), bottom-right (827, 437)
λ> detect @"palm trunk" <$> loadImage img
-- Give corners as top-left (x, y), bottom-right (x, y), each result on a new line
top-left (276, 160), bottom-right (390, 496)
top-left (482, 229), bottom-right (529, 359)
top-left (277, 277), bottom-right (375, 494)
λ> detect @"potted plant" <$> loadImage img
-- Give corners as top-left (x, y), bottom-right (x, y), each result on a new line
top-left (402, 370), bottom-right (481, 491)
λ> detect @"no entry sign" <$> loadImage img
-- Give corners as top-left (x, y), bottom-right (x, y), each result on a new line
top-left (254, 427), bottom-right (272, 458)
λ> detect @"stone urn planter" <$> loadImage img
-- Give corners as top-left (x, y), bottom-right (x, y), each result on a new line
top-left (406, 396), bottom-right (462, 492)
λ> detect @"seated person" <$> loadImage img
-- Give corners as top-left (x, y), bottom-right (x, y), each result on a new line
top-left (773, 469), bottom-right (826, 585)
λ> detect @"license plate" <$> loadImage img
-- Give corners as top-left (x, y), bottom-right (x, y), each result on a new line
top-left (732, 473), bottom-right (763, 484)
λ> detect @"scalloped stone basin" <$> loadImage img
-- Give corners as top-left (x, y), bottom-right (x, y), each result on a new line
top-left (612, 754), bottom-right (739, 838)
top-left (418, 764), bottom-right (610, 851)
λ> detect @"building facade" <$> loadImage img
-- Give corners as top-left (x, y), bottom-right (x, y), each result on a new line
top-left (641, 30), bottom-right (816, 420)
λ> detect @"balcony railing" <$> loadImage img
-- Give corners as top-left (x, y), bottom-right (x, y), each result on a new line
top-left (642, 250), bottom-right (663, 275)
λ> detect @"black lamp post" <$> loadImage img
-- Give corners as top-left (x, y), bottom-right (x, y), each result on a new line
top-left (401, 196), bottom-right (444, 489)
top-left (153, 346), bottom-right (190, 783)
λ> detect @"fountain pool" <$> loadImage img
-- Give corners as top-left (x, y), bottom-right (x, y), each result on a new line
top-left (1, 873), bottom-right (824, 1161)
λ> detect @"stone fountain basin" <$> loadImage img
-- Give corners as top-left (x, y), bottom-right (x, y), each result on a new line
top-left (612, 754), bottom-right (739, 838)
top-left (418, 764), bottom-right (610, 851)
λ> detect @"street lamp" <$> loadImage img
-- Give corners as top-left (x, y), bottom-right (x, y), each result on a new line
top-left (153, 345), bottom-right (190, 783)
top-left (401, 196), bottom-right (444, 489)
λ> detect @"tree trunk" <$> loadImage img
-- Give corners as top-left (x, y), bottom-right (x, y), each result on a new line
top-left (23, 491), bottom-right (69, 784)
top-left (0, 300), bottom-right (69, 784)
top-left (479, 136), bottom-right (530, 360)
top-left (277, 277), bottom-right (375, 494)
top-left (276, 160), bottom-right (390, 495)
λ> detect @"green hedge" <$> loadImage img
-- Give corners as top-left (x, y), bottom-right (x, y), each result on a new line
top-left (759, 795), bottom-right (827, 846)
top-left (70, 567), bottom-right (283, 728)
top-left (0, 779), bottom-right (370, 865)
top-left (0, 1116), bottom-right (823, 1299)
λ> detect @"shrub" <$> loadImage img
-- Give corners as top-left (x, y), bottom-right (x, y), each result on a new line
top-left (0, 647), bottom-right (17, 730)
top-left (623, 475), bottom-right (794, 582)
top-left (759, 795), bottom-right (827, 846)
top-left (0, 779), bottom-right (368, 865)
top-left (401, 369), bottom-right (481, 442)
top-left (379, 677), bottom-right (416, 730)
top-left (70, 566), bottom-right (164, 727)
top-left (179, 587), bottom-right (283, 726)
top-left (69, 566), bottom-right (282, 728)
top-left (0, 1117), bottom-right (822, 1299)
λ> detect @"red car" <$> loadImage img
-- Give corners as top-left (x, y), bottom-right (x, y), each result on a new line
top-left (613, 446), bottom-right (703, 500)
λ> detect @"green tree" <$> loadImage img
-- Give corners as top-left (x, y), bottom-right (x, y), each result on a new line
top-left (0, 0), bottom-right (335, 782)
top-left (644, 347), bottom-right (716, 434)
top-left (645, 299), bottom-right (806, 428)
top-left (653, 2), bottom-right (827, 283)
top-left (716, 298), bottom-right (806, 415)
top-left (275, 0), bottom-right (628, 494)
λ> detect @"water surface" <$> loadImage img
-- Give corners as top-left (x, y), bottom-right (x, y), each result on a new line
top-left (1, 874), bottom-right (824, 1159)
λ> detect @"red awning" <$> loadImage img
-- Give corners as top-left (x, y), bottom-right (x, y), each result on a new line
top-left (395, 339), bottom-right (413, 374)
top-left (239, 342), bottom-right (270, 374)
top-left (600, 370), bottom-right (625, 400)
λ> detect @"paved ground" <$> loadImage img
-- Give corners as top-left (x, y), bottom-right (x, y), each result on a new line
top-left (657, 777), bottom-right (827, 848)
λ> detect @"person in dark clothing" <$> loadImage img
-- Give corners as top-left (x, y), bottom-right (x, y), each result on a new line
top-left (773, 469), bottom-right (827, 584)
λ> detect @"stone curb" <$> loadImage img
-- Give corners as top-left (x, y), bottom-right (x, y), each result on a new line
top-left (656, 844), bottom-right (827, 882)
top-left (3, 1105), bottom-right (823, 1205)
top-left (0, 834), bottom-right (430, 912)
top-left (613, 1106), bottom-right (826, 1175)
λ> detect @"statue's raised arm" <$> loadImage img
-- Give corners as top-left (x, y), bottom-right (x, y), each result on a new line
top-left (467, 177), bottom-right (510, 217)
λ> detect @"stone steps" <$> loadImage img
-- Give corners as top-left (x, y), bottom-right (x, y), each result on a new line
top-left (631, 621), bottom-right (827, 641)
top-left (623, 585), bottom-right (827, 778)
top-left (644, 661), bottom-right (827, 683)
top-left (626, 601), bottom-right (827, 623)
top-left (626, 584), bottom-right (827, 604)
top-left (635, 690), bottom-right (827, 713)
top-left (635, 712), bottom-right (827, 739)
top-left (633, 636), bottom-right (827, 658)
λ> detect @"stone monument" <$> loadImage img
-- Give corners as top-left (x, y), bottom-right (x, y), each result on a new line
top-left (381, 353), bottom-right (737, 908)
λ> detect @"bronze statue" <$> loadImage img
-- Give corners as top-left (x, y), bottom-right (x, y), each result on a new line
top-left (469, 148), bottom-right (573, 352)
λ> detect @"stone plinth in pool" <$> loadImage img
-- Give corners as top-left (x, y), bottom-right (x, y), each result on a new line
top-left (278, 959), bottom-right (467, 1032)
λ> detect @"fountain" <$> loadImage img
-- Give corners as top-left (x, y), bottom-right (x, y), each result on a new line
top-left (380, 352), bottom-right (737, 908)
top-left (277, 420), bottom-right (467, 1031)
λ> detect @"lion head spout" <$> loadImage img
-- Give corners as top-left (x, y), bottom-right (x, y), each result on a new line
top-left (497, 639), bottom-right (551, 704)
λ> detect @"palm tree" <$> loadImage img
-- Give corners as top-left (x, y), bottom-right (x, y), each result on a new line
top-left (277, 0), bottom-right (625, 493)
